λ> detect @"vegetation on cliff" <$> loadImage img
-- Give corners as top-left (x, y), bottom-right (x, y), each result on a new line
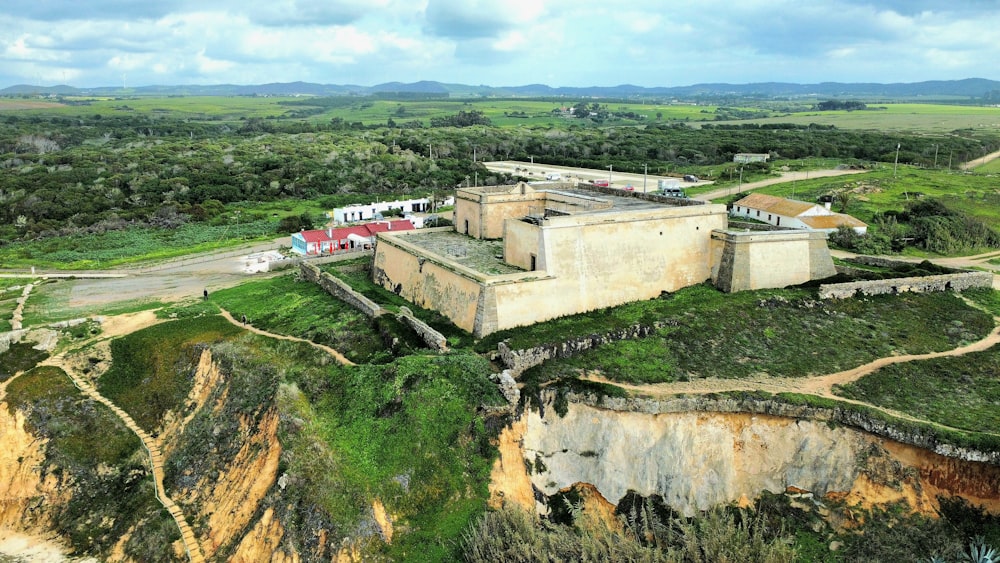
top-left (5, 366), bottom-right (180, 561)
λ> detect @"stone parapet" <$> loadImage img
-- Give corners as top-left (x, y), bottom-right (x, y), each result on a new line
top-left (819, 271), bottom-right (993, 299)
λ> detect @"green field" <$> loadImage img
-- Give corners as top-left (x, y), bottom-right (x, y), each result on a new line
top-left (710, 102), bottom-right (1000, 132)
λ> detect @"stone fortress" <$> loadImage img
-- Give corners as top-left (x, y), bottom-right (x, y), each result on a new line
top-left (372, 181), bottom-right (836, 337)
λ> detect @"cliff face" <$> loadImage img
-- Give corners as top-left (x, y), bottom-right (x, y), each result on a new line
top-left (0, 405), bottom-right (67, 536)
top-left (492, 399), bottom-right (1000, 517)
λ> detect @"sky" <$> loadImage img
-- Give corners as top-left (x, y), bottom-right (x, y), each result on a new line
top-left (2, 0), bottom-right (999, 89)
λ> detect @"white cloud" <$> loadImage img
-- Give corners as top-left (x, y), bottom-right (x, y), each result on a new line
top-left (0, 0), bottom-right (998, 87)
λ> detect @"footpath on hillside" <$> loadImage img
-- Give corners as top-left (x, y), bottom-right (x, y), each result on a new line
top-left (35, 311), bottom-right (205, 563)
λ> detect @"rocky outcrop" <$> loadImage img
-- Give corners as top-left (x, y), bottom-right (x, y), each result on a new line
top-left (491, 394), bottom-right (1000, 518)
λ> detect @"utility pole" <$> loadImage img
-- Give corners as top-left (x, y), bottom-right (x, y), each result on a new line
top-left (473, 146), bottom-right (476, 163)
top-left (608, 164), bottom-right (613, 186)
top-left (428, 143), bottom-right (432, 160)
top-left (643, 163), bottom-right (647, 193)
top-left (893, 143), bottom-right (900, 178)
top-left (933, 144), bottom-right (939, 168)
top-left (738, 166), bottom-right (743, 194)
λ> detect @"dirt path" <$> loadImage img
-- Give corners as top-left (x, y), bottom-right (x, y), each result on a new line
top-left (695, 168), bottom-right (870, 201)
top-left (960, 147), bottom-right (1000, 170)
top-left (40, 334), bottom-right (205, 562)
top-left (218, 309), bottom-right (355, 366)
top-left (581, 317), bottom-right (1000, 437)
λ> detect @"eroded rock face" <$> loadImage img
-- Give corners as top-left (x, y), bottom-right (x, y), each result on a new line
top-left (494, 400), bottom-right (1000, 517)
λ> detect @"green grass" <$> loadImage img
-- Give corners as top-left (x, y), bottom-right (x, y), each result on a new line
top-left (98, 315), bottom-right (241, 431)
top-left (975, 157), bottom-right (1000, 173)
top-left (505, 284), bottom-right (992, 384)
top-left (714, 166), bottom-right (1000, 253)
top-left (834, 345), bottom-right (1000, 434)
top-left (0, 219), bottom-right (278, 270)
top-left (6, 365), bottom-right (140, 466)
top-left (708, 103), bottom-right (1000, 133)
top-left (306, 353), bottom-right (505, 561)
top-left (0, 342), bottom-right (49, 382)
top-left (207, 272), bottom-right (388, 363)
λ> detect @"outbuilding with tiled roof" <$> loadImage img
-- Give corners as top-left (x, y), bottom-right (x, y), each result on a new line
top-left (731, 193), bottom-right (867, 234)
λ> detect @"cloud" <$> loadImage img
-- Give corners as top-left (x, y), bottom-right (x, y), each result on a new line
top-left (0, 0), bottom-right (998, 88)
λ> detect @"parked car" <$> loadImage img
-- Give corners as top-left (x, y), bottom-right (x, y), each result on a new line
top-left (591, 179), bottom-right (610, 187)
top-left (683, 174), bottom-right (699, 182)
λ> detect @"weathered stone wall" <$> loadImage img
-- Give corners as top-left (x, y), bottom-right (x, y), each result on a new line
top-left (725, 221), bottom-right (785, 232)
top-left (371, 235), bottom-right (487, 333)
top-left (299, 262), bottom-right (383, 318)
top-left (819, 271), bottom-right (993, 299)
top-left (397, 307), bottom-right (447, 351)
top-left (497, 322), bottom-right (667, 377)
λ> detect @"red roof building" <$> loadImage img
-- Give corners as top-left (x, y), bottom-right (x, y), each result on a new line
top-left (291, 220), bottom-right (414, 255)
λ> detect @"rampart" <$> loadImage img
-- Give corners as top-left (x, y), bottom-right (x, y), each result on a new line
top-left (299, 262), bottom-right (383, 318)
top-left (397, 306), bottom-right (448, 351)
top-left (819, 271), bottom-right (993, 299)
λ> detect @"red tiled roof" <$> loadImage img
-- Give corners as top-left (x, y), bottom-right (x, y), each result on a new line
top-left (295, 220), bottom-right (415, 243)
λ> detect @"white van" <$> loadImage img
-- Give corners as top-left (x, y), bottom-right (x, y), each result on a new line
top-left (545, 173), bottom-right (561, 181)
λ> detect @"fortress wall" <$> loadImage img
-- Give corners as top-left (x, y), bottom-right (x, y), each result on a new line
top-left (503, 219), bottom-right (543, 271)
top-left (712, 230), bottom-right (836, 292)
top-left (371, 237), bottom-right (485, 334)
top-left (819, 272), bottom-right (994, 299)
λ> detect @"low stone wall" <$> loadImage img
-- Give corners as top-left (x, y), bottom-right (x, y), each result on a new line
top-left (497, 322), bottom-right (667, 377)
top-left (397, 307), bottom-right (448, 351)
top-left (300, 262), bottom-right (383, 318)
top-left (819, 271), bottom-right (993, 299)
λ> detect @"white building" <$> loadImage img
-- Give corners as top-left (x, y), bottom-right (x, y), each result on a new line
top-left (329, 196), bottom-right (455, 224)
top-left (731, 193), bottom-right (867, 234)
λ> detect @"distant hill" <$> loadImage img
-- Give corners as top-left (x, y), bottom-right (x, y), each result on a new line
top-left (3, 78), bottom-right (999, 99)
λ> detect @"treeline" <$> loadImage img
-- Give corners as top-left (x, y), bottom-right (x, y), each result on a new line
top-left (1, 113), bottom-right (998, 242)
top-left (815, 100), bottom-right (868, 111)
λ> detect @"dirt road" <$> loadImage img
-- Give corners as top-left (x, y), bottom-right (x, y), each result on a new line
top-left (694, 168), bottom-right (870, 201)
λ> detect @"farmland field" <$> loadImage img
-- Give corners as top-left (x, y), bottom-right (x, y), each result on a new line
top-left (708, 102), bottom-right (1000, 132)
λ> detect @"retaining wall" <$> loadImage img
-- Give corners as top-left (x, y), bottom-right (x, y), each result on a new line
top-left (819, 271), bottom-right (993, 299)
top-left (397, 307), bottom-right (448, 351)
top-left (300, 262), bottom-right (383, 318)
top-left (497, 322), bottom-right (668, 377)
